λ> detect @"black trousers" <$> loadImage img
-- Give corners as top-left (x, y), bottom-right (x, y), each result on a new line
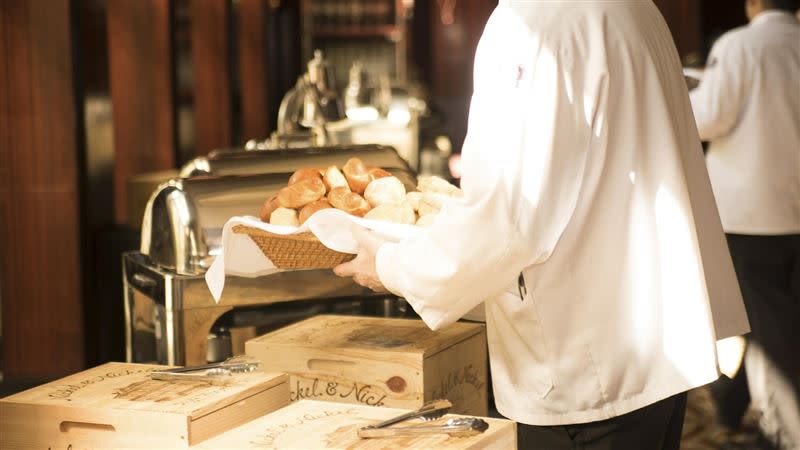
top-left (515, 392), bottom-right (688, 450)
top-left (727, 234), bottom-right (800, 379)
top-left (727, 233), bottom-right (800, 447)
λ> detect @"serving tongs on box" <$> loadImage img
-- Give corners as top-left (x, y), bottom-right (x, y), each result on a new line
top-left (358, 417), bottom-right (490, 439)
top-left (149, 355), bottom-right (259, 384)
top-left (357, 399), bottom-right (487, 439)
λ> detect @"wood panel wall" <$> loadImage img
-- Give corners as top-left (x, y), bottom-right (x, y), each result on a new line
top-left (238, 0), bottom-right (273, 141)
top-left (107, 0), bottom-right (177, 225)
top-left (191, 0), bottom-right (234, 155)
top-left (653, 0), bottom-right (702, 59)
top-left (0, 0), bottom-right (85, 378)
top-left (428, 0), bottom-right (497, 152)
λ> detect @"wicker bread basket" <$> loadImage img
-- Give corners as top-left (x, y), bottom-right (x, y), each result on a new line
top-left (232, 225), bottom-right (355, 269)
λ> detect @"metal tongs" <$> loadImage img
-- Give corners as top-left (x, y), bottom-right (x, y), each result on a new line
top-left (149, 355), bottom-right (260, 384)
top-left (357, 399), bottom-right (488, 439)
top-left (358, 417), bottom-right (490, 439)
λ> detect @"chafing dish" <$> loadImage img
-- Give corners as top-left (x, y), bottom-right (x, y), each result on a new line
top-left (179, 144), bottom-right (411, 178)
top-left (125, 145), bottom-right (414, 366)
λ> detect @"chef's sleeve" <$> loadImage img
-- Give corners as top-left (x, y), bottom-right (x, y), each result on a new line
top-left (689, 36), bottom-right (746, 141)
top-left (375, 41), bottom-right (592, 331)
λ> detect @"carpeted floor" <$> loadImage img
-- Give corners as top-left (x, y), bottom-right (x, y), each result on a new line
top-left (682, 386), bottom-right (767, 450)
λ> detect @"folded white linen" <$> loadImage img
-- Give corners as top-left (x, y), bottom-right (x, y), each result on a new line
top-left (205, 208), bottom-right (421, 302)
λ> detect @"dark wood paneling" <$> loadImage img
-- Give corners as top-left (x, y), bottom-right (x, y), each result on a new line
top-left (653, 0), bottom-right (702, 58)
top-left (429, 1), bottom-right (496, 151)
top-left (107, 0), bottom-right (176, 225)
top-left (431, 1), bottom-right (495, 98)
top-left (238, 0), bottom-right (272, 141)
top-left (0, 0), bottom-right (85, 378)
top-left (701, 0), bottom-right (747, 47)
top-left (191, 0), bottom-right (233, 154)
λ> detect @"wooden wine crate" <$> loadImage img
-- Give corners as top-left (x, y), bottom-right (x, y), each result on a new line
top-left (245, 315), bottom-right (488, 416)
top-left (0, 362), bottom-right (289, 449)
top-left (198, 400), bottom-right (516, 449)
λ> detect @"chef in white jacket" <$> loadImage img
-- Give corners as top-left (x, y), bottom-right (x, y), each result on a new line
top-left (336, 1), bottom-right (750, 448)
top-left (690, 1), bottom-right (800, 447)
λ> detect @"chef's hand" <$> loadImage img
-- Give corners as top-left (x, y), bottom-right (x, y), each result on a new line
top-left (333, 226), bottom-right (388, 293)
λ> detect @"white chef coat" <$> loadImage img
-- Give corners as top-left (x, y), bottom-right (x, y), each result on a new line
top-left (376, 0), bottom-right (750, 426)
top-left (690, 11), bottom-right (800, 235)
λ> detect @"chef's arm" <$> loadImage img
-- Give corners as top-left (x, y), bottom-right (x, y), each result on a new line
top-left (374, 110), bottom-right (532, 331)
top-left (689, 39), bottom-right (745, 141)
top-left (376, 57), bottom-right (591, 331)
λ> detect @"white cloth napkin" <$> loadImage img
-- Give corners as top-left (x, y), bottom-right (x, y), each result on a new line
top-left (205, 208), bottom-right (422, 302)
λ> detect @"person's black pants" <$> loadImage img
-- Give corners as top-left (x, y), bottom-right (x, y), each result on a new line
top-left (515, 392), bottom-right (688, 450)
top-left (727, 234), bottom-right (800, 381)
top-left (727, 233), bottom-right (800, 447)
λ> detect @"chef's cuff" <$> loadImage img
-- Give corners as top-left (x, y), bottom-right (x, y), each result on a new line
top-left (375, 242), bottom-right (404, 297)
top-left (376, 242), bottom-right (446, 331)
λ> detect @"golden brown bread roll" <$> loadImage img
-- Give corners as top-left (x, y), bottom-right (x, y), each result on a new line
top-left (364, 176), bottom-right (406, 207)
top-left (328, 186), bottom-right (371, 217)
top-left (364, 202), bottom-right (416, 225)
top-left (259, 194), bottom-right (281, 222)
top-left (288, 168), bottom-right (322, 185)
top-left (342, 157), bottom-right (371, 194)
top-left (298, 199), bottom-right (333, 224)
top-left (368, 167), bottom-right (392, 181)
top-left (322, 165), bottom-right (350, 192)
top-left (277, 177), bottom-right (326, 208)
top-left (269, 207), bottom-right (299, 227)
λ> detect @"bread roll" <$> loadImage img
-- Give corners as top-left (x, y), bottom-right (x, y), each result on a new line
top-left (368, 167), bottom-right (392, 181)
top-left (364, 202), bottom-right (416, 225)
top-left (417, 175), bottom-right (463, 197)
top-left (328, 186), bottom-right (371, 217)
top-left (322, 165), bottom-right (350, 192)
top-left (364, 176), bottom-right (406, 207)
top-left (277, 177), bottom-right (326, 208)
top-left (417, 192), bottom-right (448, 217)
top-left (259, 194), bottom-right (281, 222)
top-left (342, 157), bottom-right (371, 194)
top-left (298, 199), bottom-right (332, 224)
top-left (404, 191), bottom-right (423, 212)
top-left (288, 168), bottom-right (322, 185)
top-left (416, 214), bottom-right (437, 227)
top-left (269, 207), bottom-right (299, 227)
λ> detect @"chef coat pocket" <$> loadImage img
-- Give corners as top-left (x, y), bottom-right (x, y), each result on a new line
top-left (488, 285), bottom-right (555, 399)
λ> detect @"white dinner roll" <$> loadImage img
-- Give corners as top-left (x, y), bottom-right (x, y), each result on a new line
top-left (363, 202), bottom-right (416, 225)
top-left (269, 207), bottom-right (299, 227)
top-left (416, 214), bottom-right (437, 227)
top-left (417, 192), bottom-right (450, 217)
top-left (417, 175), bottom-right (463, 197)
top-left (364, 176), bottom-right (406, 207)
top-left (405, 191), bottom-right (423, 212)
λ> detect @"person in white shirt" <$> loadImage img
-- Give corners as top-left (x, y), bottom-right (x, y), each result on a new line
top-left (336, 1), bottom-right (750, 448)
top-left (689, 1), bottom-right (800, 448)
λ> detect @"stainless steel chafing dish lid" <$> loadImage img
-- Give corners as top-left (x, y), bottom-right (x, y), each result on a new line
top-left (179, 144), bottom-right (411, 178)
top-left (140, 173), bottom-right (285, 276)
top-left (141, 157), bottom-right (416, 276)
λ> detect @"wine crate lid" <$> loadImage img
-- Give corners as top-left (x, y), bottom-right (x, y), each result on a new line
top-left (198, 400), bottom-right (517, 449)
top-left (1, 362), bottom-right (287, 419)
top-left (249, 315), bottom-right (484, 357)
top-left (1, 362), bottom-right (290, 448)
